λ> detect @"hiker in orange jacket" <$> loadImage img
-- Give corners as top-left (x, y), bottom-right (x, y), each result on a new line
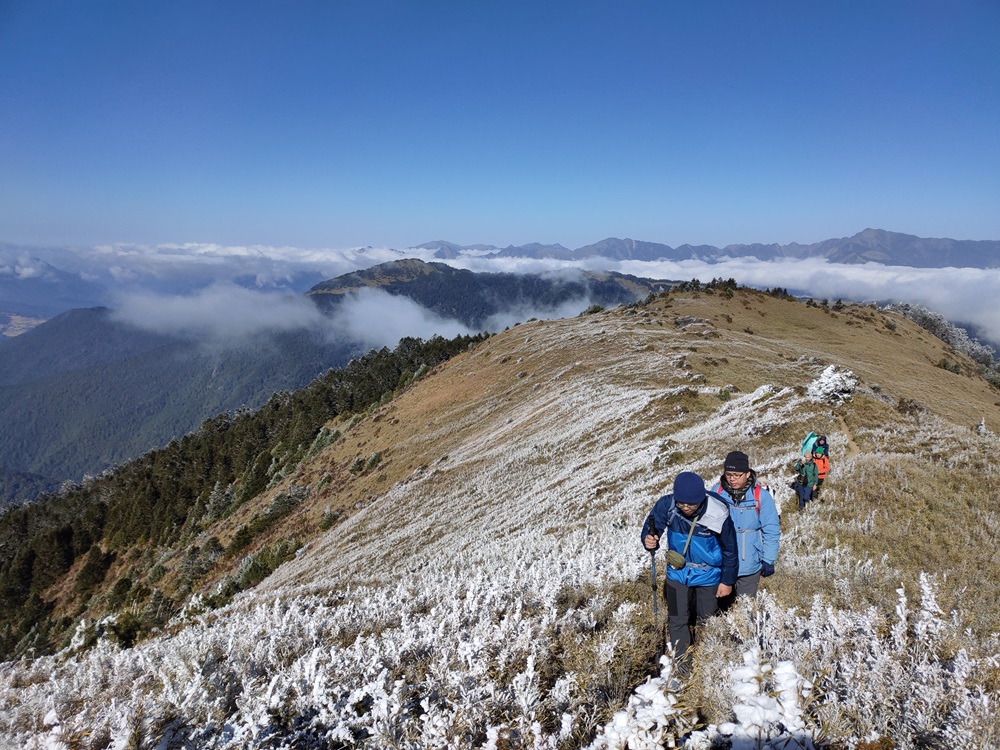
top-left (812, 445), bottom-right (830, 499)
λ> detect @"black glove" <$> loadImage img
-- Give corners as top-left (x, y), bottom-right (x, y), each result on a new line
top-left (761, 561), bottom-right (775, 577)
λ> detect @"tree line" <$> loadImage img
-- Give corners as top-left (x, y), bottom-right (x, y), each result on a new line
top-left (0, 332), bottom-right (487, 660)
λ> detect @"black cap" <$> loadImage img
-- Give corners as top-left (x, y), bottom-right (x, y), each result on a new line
top-left (724, 450), bottom-right (750, 473)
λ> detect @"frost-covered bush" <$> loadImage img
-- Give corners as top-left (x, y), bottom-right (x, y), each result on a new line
top-left (668, 581), bottom-right (999, 749)
top-left (583, 570), bottom-right (1000, 750)
top-left (806, 365), bottom-right (858, 405)
top-left (588, 650), bottom-right (698, 749)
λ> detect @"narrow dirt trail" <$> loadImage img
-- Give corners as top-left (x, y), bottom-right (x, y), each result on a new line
top-left (836, 413), bottom-right (862, 458)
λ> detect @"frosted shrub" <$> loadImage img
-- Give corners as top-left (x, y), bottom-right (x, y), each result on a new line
top-left (713, 648), bottom-right (818, 747)
top-left (806, 366), bottom-right (857, 405)
top-left (885, 302), bottom-right (995, 367)
top-left (588, 650), bottom-right (698, 749)
top-left (68, 618), bottom-right (98, 653)
top-left (678, 581), bottom-right (1000, 748)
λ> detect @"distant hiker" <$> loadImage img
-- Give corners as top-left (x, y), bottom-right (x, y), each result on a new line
top-left (814, 434), bottom-right (830, 458)
top-left (812, 445), bottom-right (830, 499)
top-left (793, 453), bottom-right (819, 509)
top-left (712, 450), bottom-right (780, 605)
top-left (641, 471), bottom-right (738, 664)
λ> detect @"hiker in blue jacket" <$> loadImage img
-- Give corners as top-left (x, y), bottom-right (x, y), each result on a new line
top-left (712, 450), bottom-right (781, 607)
top-left (641, 471), bottom-right (738, 662)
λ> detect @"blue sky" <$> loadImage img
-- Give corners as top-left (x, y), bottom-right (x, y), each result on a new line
top-left (1, 0), bottom-right (998, 250)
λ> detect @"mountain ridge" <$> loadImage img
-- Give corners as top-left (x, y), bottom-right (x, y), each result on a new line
top-left (418, 228), bottom-right (1000, 267)
top-left (3, 230), bottom-right (998, 336)
top-left (306, 259), bottom-right (670, 329)
top-left (2, 285), bottom-right (999, 745)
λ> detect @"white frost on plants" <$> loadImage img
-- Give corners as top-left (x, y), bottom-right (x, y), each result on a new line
top-left (806, 365), bottom-right (858, 405)
top-left (588, 650), bottom-right (697, 749)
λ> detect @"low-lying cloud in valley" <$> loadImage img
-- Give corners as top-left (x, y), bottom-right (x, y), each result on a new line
top-left (109, 284), bottom-right (477, 352)
top-left (110, 283), bottom-right (328, 343)
top-left (325, 288), bottom-right (476, 349)
top-left (6, 241), bottom-right (1000, 350)
top-left (482, 296), bottom-right (601, 333)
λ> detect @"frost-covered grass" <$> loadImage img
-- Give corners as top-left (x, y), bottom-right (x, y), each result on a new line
top-left (690, 583), bottom-right (1000, 749)
top-left (3, 300), bottom-right (999, 749)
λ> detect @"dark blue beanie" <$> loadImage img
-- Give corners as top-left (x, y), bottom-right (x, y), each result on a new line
top-left (673, 471), bottom-right (706, 505)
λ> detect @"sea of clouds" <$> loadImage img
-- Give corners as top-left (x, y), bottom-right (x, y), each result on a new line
top-left (3, 242), bottom-right (999, 351)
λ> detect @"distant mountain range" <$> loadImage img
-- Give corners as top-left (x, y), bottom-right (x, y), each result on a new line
top-left (419, 228), bottom-right (1000, 267)
top-left (0, 260), bottom-right (666, 506)
top-left (0, 256), bottom-right (109, 318)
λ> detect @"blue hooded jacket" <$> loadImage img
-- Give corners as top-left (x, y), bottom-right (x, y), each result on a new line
top-left (713, 473), bottom-right (780, 578)
top-left (641, 491), bottom-right (738, 588)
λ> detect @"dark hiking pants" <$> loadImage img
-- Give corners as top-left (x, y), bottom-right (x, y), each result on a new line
top-left (720, 571), bottom-right (761, 610)
top-left (796, 482), bottom-right (813, 508)
top-left (664, 577), bottom-right (718, 661)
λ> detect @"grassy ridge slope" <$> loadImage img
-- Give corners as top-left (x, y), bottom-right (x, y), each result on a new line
top-left (2, 286), bottom-right (998, 747)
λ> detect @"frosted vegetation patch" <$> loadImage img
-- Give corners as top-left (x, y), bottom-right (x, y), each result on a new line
top-left (806, 365), bottom-right (858, 405)
top-left (885, 302), bottom-right (996, 367)
top-left (8, 573), bottom-right (996, 748)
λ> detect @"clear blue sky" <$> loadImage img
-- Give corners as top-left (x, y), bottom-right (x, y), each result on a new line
top-left (1, 0), bottom-right (998, 250)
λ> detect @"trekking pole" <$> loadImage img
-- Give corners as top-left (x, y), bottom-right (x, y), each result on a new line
top-left (646, 515), bottom-right (658, 620)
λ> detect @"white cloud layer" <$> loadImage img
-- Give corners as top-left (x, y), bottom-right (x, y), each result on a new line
top-left (325, 288), bottom-right (475, 350)
top-left (109, 284), bottom-right (475, 352)
top-left (5, 242), bottom-right (1000, 348)
top-left (450, 255), bottom-right (1000, 346)
top-left (109, 283), bottom-right (328, 342)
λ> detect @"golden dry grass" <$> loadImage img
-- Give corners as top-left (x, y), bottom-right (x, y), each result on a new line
top-left (263, 288), bottom-right (996, 559)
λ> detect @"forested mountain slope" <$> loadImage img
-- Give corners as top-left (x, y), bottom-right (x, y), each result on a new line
top-left (0, 308), bottom-right (364, 505)
top-left (2, 285), bottom-right (998, 748)
top-left (306, 258), bottom-right (667, 325)
top-left (0, 334), bottom-right (486, 658)
top-left (0, 260), bottom-right (664, 506)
